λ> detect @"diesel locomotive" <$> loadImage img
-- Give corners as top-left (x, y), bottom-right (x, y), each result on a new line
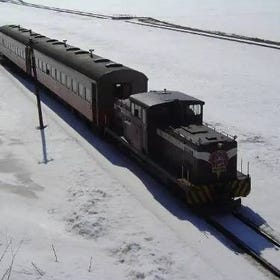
top-left (0, 25), bottom-right (251, 207)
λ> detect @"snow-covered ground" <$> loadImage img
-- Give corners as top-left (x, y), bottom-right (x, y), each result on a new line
top-left (0, 1), bottom-right (280, 279)
top-left (25, 0), bottom-right (280, 40)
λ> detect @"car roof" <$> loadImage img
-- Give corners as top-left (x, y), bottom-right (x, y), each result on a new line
top-left (0, 25), bottom-right (147, 82)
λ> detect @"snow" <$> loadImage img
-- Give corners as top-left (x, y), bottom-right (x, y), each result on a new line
top-left (0, 1), bottom-right (280, 279)
top-left (25, 0), bottom-right (280, 40)
top-left (0, 63), bottom-right (268, 280)
top-left (215, 215), bottom-right (280, 269)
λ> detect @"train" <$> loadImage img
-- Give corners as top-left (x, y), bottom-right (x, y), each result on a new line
top-left (0, 24), bottom-right (251, 208)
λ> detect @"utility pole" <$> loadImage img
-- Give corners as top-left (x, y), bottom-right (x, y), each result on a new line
top-left (28, 39), bottom-right (46, 130)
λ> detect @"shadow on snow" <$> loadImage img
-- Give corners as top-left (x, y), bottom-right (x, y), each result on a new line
top-left (1, 58), bottom-right (277, 256)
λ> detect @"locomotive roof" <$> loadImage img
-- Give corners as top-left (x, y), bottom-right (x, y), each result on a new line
top-left (170, 125), bottom-right (234, 145)
top-left (0, 25), bottom-right (147, 82)
top-left (130, 90), bottom-right (205, 108)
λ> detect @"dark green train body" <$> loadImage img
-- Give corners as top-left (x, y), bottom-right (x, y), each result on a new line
top-left (0, 24), bottom-right (251, 208)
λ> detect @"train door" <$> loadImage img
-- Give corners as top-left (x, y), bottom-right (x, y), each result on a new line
top-left (114, 83), bottom-right (131, 99)
top-left (25, 45), bottom-right (32, 75)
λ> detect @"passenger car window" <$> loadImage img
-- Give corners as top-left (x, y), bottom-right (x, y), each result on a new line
top-left (79, 83), bottom-right (85, 98)
top-left (61, 72), bottom-right (66, 85)
top-left (85, 87), bottom-right (91, 103)
top-left (72, 79), bottom-right (78, 93)
top-left (42, 62), bottom-right (46, 73)
top-left (57, 70), bottom-right (61, 82)
top-left (51, 67), bottom-right (55, 78)
top-left (66, 76), bottom-right (72, 89)
top-left (46, 64), bottom-right (51, 75)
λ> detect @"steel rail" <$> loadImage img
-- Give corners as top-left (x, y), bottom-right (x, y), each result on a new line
top-left (233, 212), bottom-right (280, 248)
top-left (138, 17), bottom-right (280, 47)
top-left (12, 1), bottom-right (110, 19)
top-left (127, 20), bottom-right (280, 51)
top-left (205, 216), bottom-right (280, 278)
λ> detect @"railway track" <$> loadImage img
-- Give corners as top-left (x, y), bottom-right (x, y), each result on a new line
top-left (205, 213), bottom-right (280, 278)
top-left (233, 211), bottom-right (280, 248)
top-left (3, 0), bottom-right (111, 19)
top-left (2, 0), bottom-right (280, 51)
top-left (128, 18), bottom-right (280, 51)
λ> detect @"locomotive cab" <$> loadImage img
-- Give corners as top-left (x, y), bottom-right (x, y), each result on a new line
top-left (117, 90), bottom-right (204, 154)
top-left (126, 90), bottom-right (205, 155)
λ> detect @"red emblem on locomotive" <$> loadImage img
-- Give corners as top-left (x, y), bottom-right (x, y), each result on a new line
top-left (209, 150), bottom-right (229, 178)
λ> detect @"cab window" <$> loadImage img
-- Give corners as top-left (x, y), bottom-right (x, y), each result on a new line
top-left (188, 104), bottom-right (201, 115)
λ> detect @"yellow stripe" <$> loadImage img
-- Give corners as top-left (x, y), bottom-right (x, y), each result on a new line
top-left (240, 183), bottom-right (250, 197)
top-left (245, 183), bottom-right (251, 196)
top-left (197, 190), bottom-right (207, 203)
top-left (240, 187), bottom-right (248, 197)
top-left (235, 182), bottom-right (244, 197)
top-left (234, 187), bottom-right (241, 197)
top-left (238, 183), bottom-right (246, 197)
top-left (202, 185), bottom-right (212, 201)
top-left (232, 181), bottom-right (240, 195)
top-left (190, 192), bottom-right (200, 204)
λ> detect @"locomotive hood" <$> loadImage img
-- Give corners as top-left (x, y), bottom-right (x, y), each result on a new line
top-left (157, 124), bottom-right (237, 162)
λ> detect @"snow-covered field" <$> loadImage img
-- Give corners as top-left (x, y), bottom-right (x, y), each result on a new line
top-left (27, 0), bottom-right (280, 40)
top-left (0, 1), bottom-right (280, 279)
